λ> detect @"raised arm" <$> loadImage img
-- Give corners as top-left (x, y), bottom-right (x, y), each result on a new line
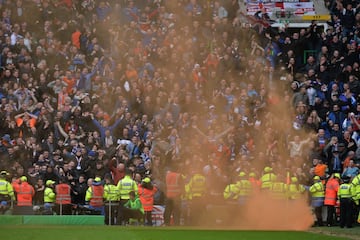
top-left (55, 121), bottom-right (69, 140)
top-left (214, 126), bottom-right (234, 140)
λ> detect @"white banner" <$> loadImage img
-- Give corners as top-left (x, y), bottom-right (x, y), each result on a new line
top-left (284, 2), bottom-right (315, 15)
top-left (246, 1), bottom-right (315, 15)
top-left (151, 205), bottom-right (165, 226)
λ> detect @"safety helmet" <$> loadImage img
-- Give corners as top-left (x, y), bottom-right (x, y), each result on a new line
top-left (249, 172), bottom-right (256, 178)
top-left (94, 177), bottom-right (101, 182)
top-left (264, 167), bottom-right (272, 173)
top-left (313, 175), bottom-right (320, 181)
top-left (291, 177), bottom-right (298, 183)
top-left (238, 172), bottom-right (246, 177)
top-left (20, 176), bottom-right (27, 182)
top-left (46, 180), bottom-right (55, 186)
top-left (334, 173), bottom-right (341, 179)
top-left (142, 177), bottom-right (151, 183)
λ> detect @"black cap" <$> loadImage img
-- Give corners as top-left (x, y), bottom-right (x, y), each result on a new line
top-left (342, 176), bottom-right (351, 182)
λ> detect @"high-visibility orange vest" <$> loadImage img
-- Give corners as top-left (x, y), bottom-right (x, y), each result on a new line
top-left (249, 177), bottom-right (261, 190)
top-left (17, 182), bottom-right (35, 206)
top-left (55, 183), bottom-right (72, 205)
top-left (90, 185), bottom-right (104, 207)
top-left (324, 178), bottom-right (339, 206)
top-left (166, 171), bottom-right (182, 198)
top-left (138, 185), bottom-right (157, 211)
top-left (12, 180), bottom-right (20, 193)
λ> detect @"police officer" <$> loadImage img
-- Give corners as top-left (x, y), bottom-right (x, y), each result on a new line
top-left (236, 172), bottom-right (252, 204)
top-left (309, 175), bottom-right (325, 226)
top-left (260, 167), bottom-right (277, 190)
top-left (223, 174), bottom-right (241, 226)
top-left (288, 177), bottom-right (305, 200)
top-left (338, 176), bottom-right (354, 228)
top-left (103, 175), bottom-right (119, 225)
top-left (270, 175), bottom-right (288, 200)
top-left (117, 169), bottom-right (137, 225)
top-left (0, 171), bottom-right (15, 210)
top-left (223, 177), bottom-right (240, 203)
top-left (351, 172), bottom-right (360, 223)
top-left (186, 169), bottom-right (206, 226)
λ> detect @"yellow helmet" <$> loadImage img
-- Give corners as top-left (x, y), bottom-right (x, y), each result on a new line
top-left (238, 172), bottom-right (246, 177)
top-left (20, 176), bottom-right (27, 182)
top-left (334, 173), bottom-right (341, 179)
top-left (291, 177), bottom-right (298, 183)
top-left (249, 172), bottom-right (256, 177)
top-left (46, 180), bottom-right (55, 186)
top-left (313, 175), bottom-right (320, 181)
top-left (264, 167), bottom-right (272, 173)
top-left (94, 177), bottom-right (101, 182)
top-left (142, 177), bottom-right (151, 183)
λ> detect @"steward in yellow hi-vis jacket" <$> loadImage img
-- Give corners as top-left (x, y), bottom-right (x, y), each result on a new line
top-left (103, 175), bottom-right (119, 225)
top-left (116, 169), bottom-right (137, 225)
top-left (44, 180), bottom-right (56, 204)
top-left (236, 172), bottom-right (252, 204)
top-left (270, 175), bottom-right (288, 200)
top-left (0, 171), bottom-right (15, 203)
top-left (351, 173), bottom-right (360, 223)
top-left (223, 182), bottom-right (239, 202)
top-left (186, 170), bottom-right (206, 226)
top-left (309, 175), bottom-right (325, 226)
top-left (287, 177), bottom-right (305, 200)
top-left (260, 167), bottom-right (277, 190)
top-left (338, 176), bottom-right (354, 228)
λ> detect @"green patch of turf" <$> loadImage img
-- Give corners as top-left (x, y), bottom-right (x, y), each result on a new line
top-left (0, 226), bottom-right (349, 240)
top-left (311, 226), bottom-right (360, 240)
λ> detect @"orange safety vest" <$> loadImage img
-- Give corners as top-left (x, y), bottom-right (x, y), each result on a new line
top-left (12, 180), bottom-right (20, 193)
top-left (166, 171), bottom-right (181, 198)
top-left (138, 185), bottom-right (157, 212)
top-left (324, 178), bottom-right (339, 206)
top-left (249, 177), bottom-right (261, 190)
top-left (55, 183), bottom-right (72, 205)
top-left (17, 182), bottom-right (35, 206)
top-left (90, 185), bottom-right (104, 207)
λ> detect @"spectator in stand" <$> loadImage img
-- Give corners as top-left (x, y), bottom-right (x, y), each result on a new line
top-left (0, 0), bottom-right (359, 228)
top-left (342, 159), bottom-right (359, 178)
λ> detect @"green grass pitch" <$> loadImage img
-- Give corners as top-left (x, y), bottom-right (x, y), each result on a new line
top-left (0, 226), bottom-right (351, 240)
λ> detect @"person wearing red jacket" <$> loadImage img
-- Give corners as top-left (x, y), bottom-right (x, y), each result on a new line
top-left (55, 178), bottom-right (72, 215)
top-left (108, 159), bottom-right (125, 185)
top-left (325, 173), bottom-right (340, 226)
top-left (138, 177), bottom-right (157, 226)
top-left (16, 176), bottom-right (35, 206)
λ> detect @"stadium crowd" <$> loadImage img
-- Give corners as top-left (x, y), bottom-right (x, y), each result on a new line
top-left (0, 0), bottom-right (360, 227)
